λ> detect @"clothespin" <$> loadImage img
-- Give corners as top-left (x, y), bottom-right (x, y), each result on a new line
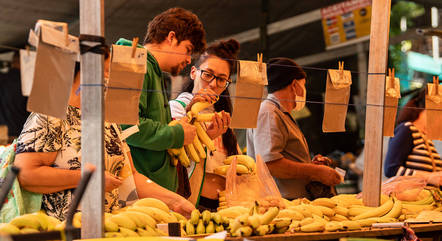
top-left (388, 68), bottom-right (395, 88)
top-left (257, 53), bottom-right (263, 72)
top-left (338, 61), bottom-right (344, 79)
top-left (62, 23), bottom-right (69, 47)
top-left (433, 76), bottom-right (440, 96)
top-left (131, 37), bottom-right (139, 58)
top-left (25, 45), bottom-right (30, 56)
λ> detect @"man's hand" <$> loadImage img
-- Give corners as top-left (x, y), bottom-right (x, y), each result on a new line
top-left (206, 111), bottom-right (230, 140)
top-left (171, 197), bottom-right (195, 218)
top-left (179, 117), bottom-right (197, 145)
top-left (185, 88), bottom-right (218, 112)
top-left (312, 154), bottom-right (333, 166)
top-left (105, 172), bottom-right (123, 192)
top-left (313, 165), bottom-right (342, 186)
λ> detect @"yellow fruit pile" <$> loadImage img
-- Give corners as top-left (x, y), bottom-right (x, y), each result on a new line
top-left (0, 211), bottom-right (62, 235)
top-left (168, 101), bottom-right (219, 167)
top-left (184, 210), bottom-right (229, 235)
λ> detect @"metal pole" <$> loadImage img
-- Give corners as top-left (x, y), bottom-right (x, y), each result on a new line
top-left (362, 0), bottom-right (391, 207)
top-left (79, 0), bottom-right (105, 238)
top-left (260, 0), bottom-right (269, 59)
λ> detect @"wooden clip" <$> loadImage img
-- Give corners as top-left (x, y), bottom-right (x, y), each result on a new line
top-left (25, 45), bottom-right (30, 56)
top-left (433, 76), bottom-right (440, 96)
top-left (131, 37), bottom-right (139, 58)
top-left (338, 61), bottom-right (344, 78)
top-left (388, 68), bottom-right (395, 88)
top-left (257, 53), bottom-right (263, 72)
top-left (62, 23), bottom-right (69, 47)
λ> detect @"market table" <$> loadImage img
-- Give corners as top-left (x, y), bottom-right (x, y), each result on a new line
top-left (225, 223), bottom-right (442, 241)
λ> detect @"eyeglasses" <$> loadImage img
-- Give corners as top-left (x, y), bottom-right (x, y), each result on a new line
top-left (198, 68), bottom-right (231, 88)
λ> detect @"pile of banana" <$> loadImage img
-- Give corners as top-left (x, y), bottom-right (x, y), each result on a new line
top-left (168, 101), bottom-right (219, 167)
top-left (183, 210), bottom-right (229, 235)
top-left (214, 155), bottom-right (257, 176)
top-left (0, 211), bottom-right (62, 235)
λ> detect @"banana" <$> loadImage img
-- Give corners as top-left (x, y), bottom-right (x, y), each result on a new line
top-left (402, 193), bottom-right (434, 205)
top-left (276, 226), bottom-right (289, 234)
top-left (119, 212), bottom-right (146, 228)
top-left (196, 219), bottom-right (205, 234)
top-left (196, 113), bottom-right (223, 122)
top-left (356, 217), bottom-right (380, 227)
top-left (353, 198), bottom-right (394, 220)
top-left (348, 206), bottom-right (375, 217)
top-left (104, 217), bottom-right (119, 232)
top-left (229, 219), bottom-right (241, 233)
top-left (191, 102), bottom-right (213, 117)
top-left (301, 204), bottom-right (323, 217)
top-left (170, 155), bottom-right (178, 166)
top-left (137, 227), bottom-right (157, 237)
top-left (311, 198), bottom-right (337, 209)
top-left (238, 214), bottom-right (249, 226)
top-left (289, 206), bottom-right (312, 218)
top-left (330, 214), bottom-right (349, 221)
top-left (0, 223), bottom-right (20, 235)
top-left (235, 226), bottom-right (253, 237)
top-left (105, 232), bottom-right (124, 238)
top-left (383, 198), bottom-right (402, 218)
top-left (124, 207), bottom-right (157, 225)
top-left (10, 214), bottom-right (42, 230)
top-left (54, 221), bottom-right (65, 231)
top-left (277, 209), bottom-right (304, 221)
top-left (190, 209), bottom-right (201, 225)
top-left (315, 206), bottom-right (335, 217)
top-left (119, 227), bottom-right (139, 237)
top-left (212, 212), bottom-right (222, 225)
top-left (45, 215), bottom-right (61, 231)
top-left (217, 206), bottom-right (249, 219)
top-left (185, 143), bottom-right (200, 163)
top-left (289, 220), bottom-right (301, 232)
top-left (171, 211), bottom-right (187, 222)
top-left (334, 206), bottom-right (349, 217)
top-left (215, 224), bottom-right (224, 232)
top-left (402, 203), bottom-right (436, 214)
top-left (300, 217), bottom-right (315, 226)
top-left (341, 220), bottom-right (362, 231)
top-left (325, 221), bottom-right (342, 232)
top-left (128, 206), bottom-right (174, 223)
top-left (195, 122), bottom-right (216, 151)
top-left (206, 221), bottom-right (215, 234)
top-left (110, 213), bottom-right (137, 230)
top-left (18, 227), bottom-right (37, 234)
top-left (323, 215), bottom-right (330, 221)
top-left (193, 135), bottom-right (206, 159)
top-left (273, 218), bottom-right (292, 229)
top-left (223, 155), bottom-right (256, 173)
top-left (185, 220), bottom-right (195, 235)
top-left (331, 194), bottom-right (363, 207)
top-left (32, 211), bottom-right (50, 231)
top-left (202, 210), bottom-right (211, 225)
top-left (312, 214), bottom-right (328, 225)
top-left (255, 224), bottom-right (270, 236)
top-left (123, 211), bottom-right (157, 229)
top-left (247, 214), bottom-right (261, 229)
top-left (73, 212), bottom-right (82, 228)
top-left (214, 164), bottom-right (249, 176)
top-left (134, 198), bottom-right (170, 212)
top-left (221, 216), bottom-right (230, 226)
top-left (300, 222), bottom-right (325, 232)
top-left (177, 147), bottom-right (191, 167)
top-left (259, 207), bottom-right (279, 225)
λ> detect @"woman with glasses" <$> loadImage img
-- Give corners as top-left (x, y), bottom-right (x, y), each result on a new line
top-left (169, 39), bottom-right (240, 211)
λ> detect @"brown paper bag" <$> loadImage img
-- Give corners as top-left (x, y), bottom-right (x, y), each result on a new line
top-left (27, 24), bottom-right (79, 119)
top-left (426, 83), bottom-right (442, 140)
top-left (19, 49), bottom-right (36, 96)
top-left (104, 44), bottom-right (146, 125)
top-left (383, 76), bottom-right (401, 136)
top-left (230, 60), bottom-right (267, 129)
top-left (322, 69), bottom-right (352, 132)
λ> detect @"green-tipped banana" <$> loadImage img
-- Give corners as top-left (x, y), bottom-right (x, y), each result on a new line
top-left (202, 210), bottom-right (212, 225)
top-left (190, 209), bottom-right (201, 225)
top-left (223, 155), bottom-right (256, 173)
top-left (185, 221), bottom-right (195, 235)
top-left (206, 221), bottom-right (215, 234)
top-left (196, 219), bottom-right (205, 234)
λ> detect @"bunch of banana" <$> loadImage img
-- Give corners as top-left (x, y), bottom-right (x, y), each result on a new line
top-left (227, 204), bottom-right (281, 237)
top-left (185, 210), bottom-right (229, 236)
top-left (222, 155), bottom-right (256, 174)
top-left (0, 210), bottom-right (63, 234)
top-left (167, 101), bottom-right (221, 167)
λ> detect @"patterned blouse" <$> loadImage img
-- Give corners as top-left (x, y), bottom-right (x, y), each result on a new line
top-left (16, 106), bottom-right (138, 220)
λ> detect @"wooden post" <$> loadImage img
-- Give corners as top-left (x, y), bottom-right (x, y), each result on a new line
top-left (79, 0), bottom-right (105, 238)
top-left (362, 0), bottom-right (392, 207)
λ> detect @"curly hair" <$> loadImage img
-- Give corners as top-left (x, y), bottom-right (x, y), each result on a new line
top-left (143, 7), bottom-right (206, 54)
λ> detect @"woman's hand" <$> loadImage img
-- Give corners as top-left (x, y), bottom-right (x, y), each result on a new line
top-left (185, 88), bottom-right (218, 112)
top-left (206, 111), bottom-right (231, 140)
top-left (104, 172), bottom-right (123, 192)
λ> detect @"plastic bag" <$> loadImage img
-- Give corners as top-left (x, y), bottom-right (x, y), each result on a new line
top-left (0, 141), bottom-right (42, 223)
top-left (225, 155), bottom-right (283, 210)
top-left (381, 176), bottom-right (427, 201)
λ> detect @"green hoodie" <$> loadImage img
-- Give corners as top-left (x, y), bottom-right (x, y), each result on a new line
top-left (116, 38), bottom-right (184, 192)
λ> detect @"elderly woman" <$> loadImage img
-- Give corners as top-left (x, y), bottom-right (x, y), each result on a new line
top-left (169, 39), bottom-right (240, 211)
top-left (14, 59), bottom-right (195, 220)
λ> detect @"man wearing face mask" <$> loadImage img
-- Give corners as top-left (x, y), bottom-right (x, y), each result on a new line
top-left (247, 57), bottom-right (341, 200)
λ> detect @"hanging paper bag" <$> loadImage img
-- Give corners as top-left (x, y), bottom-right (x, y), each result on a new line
top-left (230, 59), bottom-right (267, 129)
top-left (426, 79), bottom-right (442, 140)
top-left (19, 49), bottom-right (36, 96)
top-left (27, 22), bottom-right (79, 119)
top-left (322, 63), bottom-right (352, 132)
top-left (105, 43), bottom-right (146, 124)
top-left (383, 69), bottom-right (401, 136)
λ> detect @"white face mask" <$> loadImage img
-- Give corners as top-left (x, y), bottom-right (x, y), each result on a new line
top-left (293, 84), bottom-right (306, 112)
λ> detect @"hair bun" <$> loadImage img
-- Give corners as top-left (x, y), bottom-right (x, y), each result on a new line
top-left (219, 39), bottom-right (240, 57)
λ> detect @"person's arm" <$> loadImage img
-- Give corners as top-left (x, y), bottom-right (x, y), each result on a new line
top-left (266, 158), bottom-right (341, 186)
top-left (384, 123), bottom-right (414, 177)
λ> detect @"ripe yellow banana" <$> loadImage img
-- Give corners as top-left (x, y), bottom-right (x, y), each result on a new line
top-left (330, 214), bottom-right (349, 221)
top-left (325, 221), bottom-right (342, 232)
top-left (104, 217), bottom-right (119, 232)
top-left (273, 217), bottom-right (292, 229)
top-left (223, 155), bottom-right (256, 173)
top-left (341, 220), bottom-right (362, 231)
top-left (123, 211), bottom-right (157, 229)
top-left (171, 211), bottom-right (187, 222)
top-left (202, 210), bottom-right (212, 225)
top-left (255, 224), bottom-right (270, 236)
top-left (214, 164), bottom-right (249, 176)
top-left (300, 222), bottom-right (325, 232)
top-left (215, 224), bottom-right (224, 232)
top-left (185, 220), bottom-right (195, 235)
top-left (137, 227), bottom-right (157, 237)
top-left (206, 221), bottom-right (215, 234)
top-left (119, 227), bottom-right (139, 237)
top-left (128, 206), bottom-right (174, 223)
top-left (133, 198), bottom-right (170, 212)
top-left (277, 209), bottom-right (304, 221)
top-left (190, 209), bottom-right (201, 225)
top-left (10, 214), bottom-right (42, 230)
top-left (334, 206), bottom-right (349, 217)
top-left (352, 198), bottom-right (394, 220)
top-left (247, 214), bottom-right (261, 229)
top-left (20, 228), bottom-right (39, 234)
top-left (191, 102), bottom-right (214, 117)
top-left (0, 223), bottom-right (20, 234)
top-left (402, 203), bottom-right (436, 214)
top-left (196, 113), bottom-right (223, 122)
top-left (110, 213), bottom-right (137, 230)
top-left (383, 198), bottom-right (402, 218)
top-left (196, 219), bottom-right (205, 234)
top-left (235, 226), bottom-right (253, 237)
top-left (300, 217), bottom-right (315, 226)
top-left (289, 220), bottom-right (301, 232)
top-left (259, 207), bottom-right (279, 225)
top-left (311, 198), bottom-right (337, 209)
top-left (289, 206), bottom-right (312, 218)
top-left (301, 204), bottom-right (323, 217)
top-left (185, 143), bottom-right (200, 163)
top-left (315, 206), bottom-right (335, 217)
top-left (348, 206), bottom-right (375, 217)
top-left (194, 122), bottom-right (216, 151)
top-left (177, 146), bottom-right (190, 167)
top-left (193, 135), bottom-right (206, 159)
